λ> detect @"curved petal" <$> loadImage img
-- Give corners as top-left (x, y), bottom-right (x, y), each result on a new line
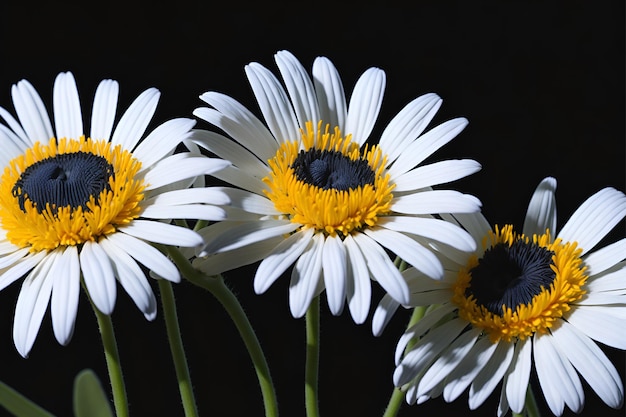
top-left (566, 305), bottom-right (626, 349)
top-left (343, 234), bottom-right (372, 325)
top-left (379, 93), bottom-right (442, 164)
top-left (372, 294), bottom-right (401, 336)
top-left (90, 79), bottom-right (119, 140)
top-left (392, 190), bottom-right (482, 215)
top-left (80, 241), bottom-right (117, 315)
top-left (275, 50), bottom-right (320, 130)
top-left (194, 236), bottom-right (283, 276)
top-left (558, 187), bottom-right (626, 255)
top-left (105, 233), bottom-right (179, 282)
top-left (200, 219), bottom-right (298, 255)
top-left (111, 87), bottom-right (160, 151)
top-left (254, 228), bottom-right (314, 294)
top-left (551, 320), bottom-right (623, 409)
top-left (469, 341), bottom-right (514, 410)
top-left (11, 79), bottom-right (54, 144)
top-left (99, 237), bottom-right (157, 320)
top-left (504, 338), bottom-right (532, 414)
top-left (392, 159), bottom-right (481, 192)
top-left (387, 118), bottom-right (468, 178)
top-left (0, 251), bottom-right (47, 291)
top-left (522, 176), bottom-right (557, 236)
top-left (143, 153), bottom-right (230, 190)
top-left (50, 246), bottom-right (81, 346)
top-left (13, 252), bottom-right (57, 357)
top-left (289, 233), bottom-right (324, 318)
top-left (533, 332), bottom-right (584, 415)
top-left (120, 220), bottom-right (203, 248)
top-left (353, 232), bottom-right (409, 304)
top-left (245, 62), bottom-right (300, 144)
top-left (312, 56), bottom-right (347, 131)
top-left (133, 118), bottom-right (195, 170)
top-left (344, 67), bottom-right (385, 145)
top-left (195, 92), bottom-right (279, 161)
top-left (53, 72), bottom-right (83, 140)
top-left (321, 234), bottom-right (347, 316)
top-left (583, 238), bottom-right (626, 276)
top-left (364, 227), bottom-right (443, 280)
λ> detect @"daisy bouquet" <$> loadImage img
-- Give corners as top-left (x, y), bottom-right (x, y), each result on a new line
top-left (0, 51), bottom-right (623, 417)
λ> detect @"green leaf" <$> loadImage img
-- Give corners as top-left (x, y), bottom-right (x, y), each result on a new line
top-left (0, 380), bottom-right (56, 417)
top-left (73, 369), bottom-right (114, 417)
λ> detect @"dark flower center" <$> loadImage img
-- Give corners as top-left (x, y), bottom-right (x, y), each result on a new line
top-left (13, 152), bottom-right (114, 213)
top-left (291, 149), bottom-right (375, 191)
top-left (466, 239), bottom-right (556, 315)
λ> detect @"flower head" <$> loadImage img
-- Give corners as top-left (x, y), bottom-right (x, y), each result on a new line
top-left (191, 50), bottom-right (481, 322)
top-left (389, 177), bottom-right (626, 416)
top-left (0, 72), bottom-right (229, 357)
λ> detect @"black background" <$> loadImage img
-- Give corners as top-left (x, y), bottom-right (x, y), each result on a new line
top-left (0, 1), bottom-right (624, 416)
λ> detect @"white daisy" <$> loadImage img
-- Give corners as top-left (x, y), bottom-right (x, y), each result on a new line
top-left (390, 177), bottom-right (626, 416)
top-left (190, 50), bottom-right (481, 322)
top-left (0, 72), bottom-right (230, 357)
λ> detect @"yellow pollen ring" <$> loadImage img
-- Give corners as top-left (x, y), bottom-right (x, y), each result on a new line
top-left (263, 121), bottom-right (394, 237)
top-left (0, 137), bottom-right (145, 251)
top-left (452, 225), bottom-right (587, 343)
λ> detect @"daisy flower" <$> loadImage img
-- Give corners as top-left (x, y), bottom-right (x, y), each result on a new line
top-left (190, 50), bottom-right (481, 322)
top-left (0, 72), bottom-right (229, 357)
top-left (390, 177), bottom-right (626, 416)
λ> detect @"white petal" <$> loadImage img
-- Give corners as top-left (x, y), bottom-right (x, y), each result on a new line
top-left (189, 128), bottom-right (270, 178)
top-left (585, 261), bottom-right (626, 292)
top-left (50, 246), bottom-right (80, 346)
top-left (379, 216), bottom-right (477, 253)
top-left (557, 187), bottom-right (626, 255)
top-left (105, 233), bottom-right (179, 282)
top-left (551, 320), bottom-right (623, 409)
top-left (194, 236), bottom-right (282, 276)
top-left (133, 118), bottom-right (195, 170)
top-left (143, 153), bottom-right (230, 190)
top-left (13, 252), bottom-right (56, 357)
top-left (442, 337), bottom-right (499, 403)
top-left (254, 228), bottom-right (314, 293)
top-left (207, 164), bottom-right (268, 195)
top-left (90, 79), bottom-right (119, 140)
top-left (111, 88), bottom-right (160, 151)
top-left (353, 232), bottom-right (410, 304)
top-left (53, 72), bottom-right (83, 140)
top-left (289, 233), bottom-right (324, 318)
top-left (583, 238), bottom-right (626, 276)
top-left (11, 79), bottom-right (54, 144)
top-left (387, 118), bottom-right (468, 178)
top-left (416, 327), bottom-right (482, 396)
top-left (275, 50), bottom-right (320, 129)
top-left (144, 187), bottom-right (230, 207)
top-left (321, 234), bottom-right (347, 316)
top-left (215, 187), bottom-right (281, 215)
top-left (201, 220), bottom-right (298, 255)
top-left (0, 251), bottom-right (47, 291)
top-left (244, 62), bottom-right (300, 143)
top-left (392, 190), bottom-right (482, 215)
top-left (80, 241), bottom-right (117, 315)
top-left (533, 332), bottom-right (584, 415)
top-left (195, 92), bottom-right (278, 161)
top-left (392, 159), bottom-right (481, 192)
top-left (0, 124), bottom-right (28, 163)
top-left (372, 294), bottom-right (401, 336)
top-left (141, 204), bottom-right (226, 221)
top-left (343, 234), bottom-right (372, 325)
top-left (522, 176), bottom-right (557, 236)
top-left (345, 67), bottom-right (385, 145)
top-left (395, 318), bottom-right (469, 386)
top-left (469, 341), bottom-right (514, 409)
top-left (378, 93), bottom-right (442, 164)
top-left (504, 338), bottom-right (532, 414)
top-left (99, 237), bottom-right (156, 320)
top-left (0, 247), bottom-right (32, 270)
top-left (567, 305), bottom-right (626, 348)
top-left (120, 220), bottom-right (203, 248)
top-left (312, 56), bottom-right (347, 131)
top-left (447, 212), bottom-right (492, 246)
top-left (364, 227), bottom-right (443, 280)
top-left (0, 104), bottom-right (31, 147)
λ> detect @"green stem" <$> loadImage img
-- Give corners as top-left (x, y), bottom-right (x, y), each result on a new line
top-left (382, 306), bottom-right (427, 417)
top-left (158, 279), bottom-right (199, 417)
top-left (0, 380), bottom-right (56, 417)
top-left (524, 383), bottom-right (541, 417)
top-left (305, 296), bottom-right (320, 417)
top-left (92, 306), bottom-right (129, 417)
top-left (165, 246), bottom-right (279, 417)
